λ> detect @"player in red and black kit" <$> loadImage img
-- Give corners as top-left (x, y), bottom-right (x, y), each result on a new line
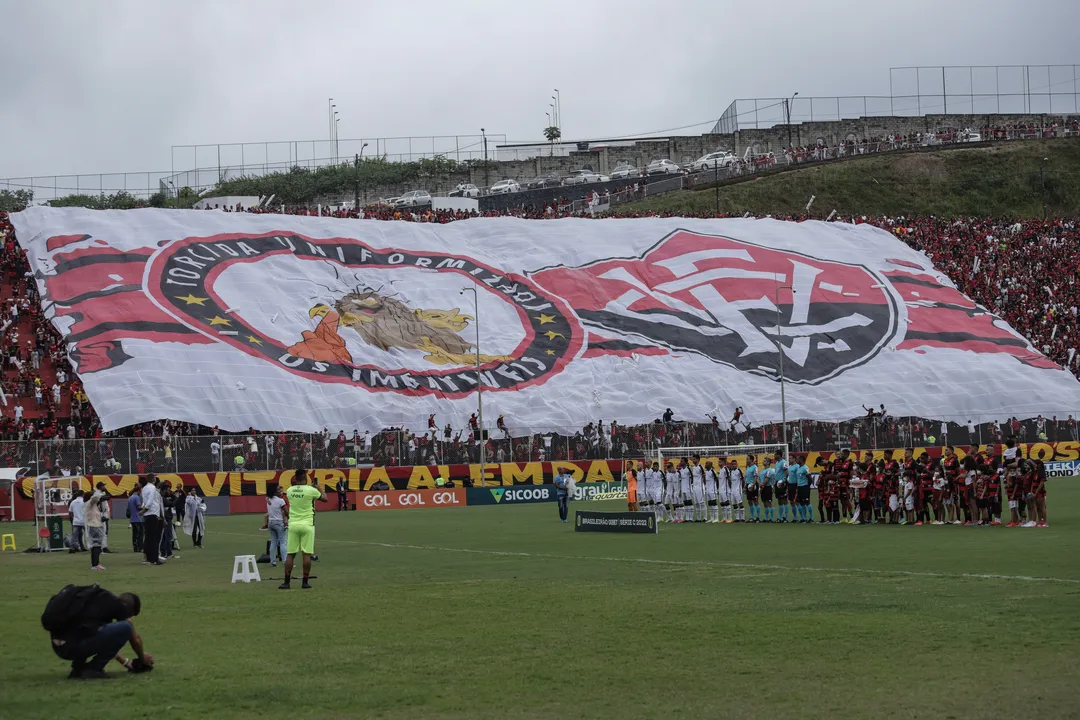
top-left (942, 446), bottom-right (963, 524)
top-left (872, 459), bottom-right (887, 523)
top-left (835, 449), bottom-right (853, 522)
top-left (821, 473), bottom-right (839, 524)
top-left (817, 457), bottom-right (833, 523)
top-left (1030, 459), bottom-right (1048, 527)
top-left (915, 452), bottom-right (935, 525)
top-left (985, 462), bottom-right (1002, 526)
top-left (884, 456), bottom-right (901, 523)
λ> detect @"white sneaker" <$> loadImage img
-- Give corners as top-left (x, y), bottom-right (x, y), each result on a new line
top-left (1021, 520), bottom-right (1037, 528)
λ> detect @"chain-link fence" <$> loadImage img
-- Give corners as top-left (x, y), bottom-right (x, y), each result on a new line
top-left (3, 413), bottom-right (1077, 476)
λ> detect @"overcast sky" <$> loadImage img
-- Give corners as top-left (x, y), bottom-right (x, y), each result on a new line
top-left (0, 0), bottom-right (1077, 183)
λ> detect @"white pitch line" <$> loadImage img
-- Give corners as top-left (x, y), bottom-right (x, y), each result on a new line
top-left (216, 532), bottom-right (1080, 585)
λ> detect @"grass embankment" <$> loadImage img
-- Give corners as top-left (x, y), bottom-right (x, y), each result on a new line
top-left (624, 138), bottom-right (1080, 218)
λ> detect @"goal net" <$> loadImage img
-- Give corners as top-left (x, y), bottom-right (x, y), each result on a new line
top-left (34, 475), bottom-right (84, 552)
top-left (656, 443), bottom-right (790, 469)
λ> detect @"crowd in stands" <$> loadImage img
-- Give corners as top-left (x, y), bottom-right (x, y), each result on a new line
top-left (3, 128), bottom-right (1080, 473)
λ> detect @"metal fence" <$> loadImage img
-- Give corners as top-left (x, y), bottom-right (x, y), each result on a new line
top-left (715, 65), bottom-right (1080, 133)
top-left (3, 414), bottom-right (1077, 477)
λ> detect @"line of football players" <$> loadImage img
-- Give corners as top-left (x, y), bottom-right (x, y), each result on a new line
top-left (629, 451), bottom-right (814, 524)
top-left (627, 441), bottom-right (1049, 528)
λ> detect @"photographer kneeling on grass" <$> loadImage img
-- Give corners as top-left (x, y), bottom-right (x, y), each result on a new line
top-left (42, 584), bottom-right (154, 679)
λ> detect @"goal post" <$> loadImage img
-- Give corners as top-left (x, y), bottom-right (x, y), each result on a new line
top-left (656, 443), bottom-right (790, 469)
top-left (34, 474), bottom-right (83, 552)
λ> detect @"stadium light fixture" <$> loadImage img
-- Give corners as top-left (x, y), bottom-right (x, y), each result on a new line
top-left (460, 286), bottom-right (485, 485)
top-left (775, 284), bottom-right (794, 449)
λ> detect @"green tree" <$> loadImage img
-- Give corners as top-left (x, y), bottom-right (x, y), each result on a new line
top-left (0, 188), bottom-right (33, 212)
top-left (543, 126), bottom-right (562, 155)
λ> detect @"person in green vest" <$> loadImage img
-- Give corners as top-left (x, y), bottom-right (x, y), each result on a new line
top-left (280, 468), bottom-right (326, 590)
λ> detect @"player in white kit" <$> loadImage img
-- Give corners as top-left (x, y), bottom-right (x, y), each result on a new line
top-left (636, 461), bottom-right (651, 516)
top-left (648, 462), bottom-right (664, 521)
top-left (663, 462), bottom-right (679, 523)
top-left (717, 458), bottom-right (732, 522)
top-left (690, 454), bottom-right (706, 522)
top-left (727, 459), bottom-right (746, 522)
top-left (678, 459), bottom-right (693, 523)
top-left (704, 460), bottom-right (720, 523)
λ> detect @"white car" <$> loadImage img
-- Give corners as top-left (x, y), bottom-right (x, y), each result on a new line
top-left (610, 163), bottom-right (642, 180)
top-left (959, 129), bottom-right (982, 143)
top-left (688, 151), bottom-right (735, 172)
top-left (563, 169), bottom-right (610, 185)
top-left (393, 190), bottom-right (432, 208)
top-left (489, 179), bottom-right (521, 195)
top-left (646, 159), bottom-right (682, 176)
top-left (449, 183), bottom-right (481, 198)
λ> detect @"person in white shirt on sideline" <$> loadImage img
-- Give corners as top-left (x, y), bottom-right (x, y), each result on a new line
top-left (95, 482), bottom-right (114, 554)
top-left (85, 488), bottom-right (109, 571)
top-left (137, 475), bottom-right (165, 566)
top-left (68, 493), bottom-right (86, 553)
top-left (263, 486), bottom-right (289, 565)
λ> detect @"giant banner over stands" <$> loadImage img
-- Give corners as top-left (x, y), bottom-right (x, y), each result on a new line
top-left (14, 207), bottom-right (1080, 434)
top-left (16, 443), bottom-right (1080, 500)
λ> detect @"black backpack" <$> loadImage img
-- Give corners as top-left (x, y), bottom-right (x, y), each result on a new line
top-left (41, 584), bottom-right (106, 637)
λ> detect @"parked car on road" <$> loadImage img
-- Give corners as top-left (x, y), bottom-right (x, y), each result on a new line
top-left (526, 173), bottom-right (563, 189)
top-left (687, 151), bottom-right (736, 172)
top-left (610, 163), bottom-right (643, 180)
top-left (393, 190), bottom-right (432, 208)
top-left (564, 169), bottom-right (610, 185)
top-left (646, 159), bottom-right (682, 176)
top-left (489, 179), bottom-right (521, 195)
top-left (448, 183), bottom-right (481, 198)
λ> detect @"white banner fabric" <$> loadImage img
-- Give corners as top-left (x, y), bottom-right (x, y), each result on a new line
top-left (12, 207), bottom-right (1080, 433)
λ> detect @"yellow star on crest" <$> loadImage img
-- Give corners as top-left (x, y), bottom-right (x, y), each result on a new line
top-left (545, 349), bottom-right (556, 356)
top-left (176, 294), bottom-right (209, 306)
top-left (246, 335), bottom-right (262, 345)
top-left (537, 313), bottom-right (556, 325)
top-left (544, 331), bottom-right (565, 341)
top-left (208, 316), bottom-right (231, 327)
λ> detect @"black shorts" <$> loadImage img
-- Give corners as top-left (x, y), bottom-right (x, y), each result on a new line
top-left (747, 486), bottom-right (759, 500)
top-left (796, 485), bottom-right (811, 504)
top-left (787, 483), bottom-right (798, 502)
top-left (976, 498), bottom-right (989, 509)
top-left (775, 484), bottom-right (787, 501)
top-left (761, 486), bottom-right (773, 502)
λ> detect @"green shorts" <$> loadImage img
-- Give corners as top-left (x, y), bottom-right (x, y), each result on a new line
top-left (286, 524), bottom-right (315, 555)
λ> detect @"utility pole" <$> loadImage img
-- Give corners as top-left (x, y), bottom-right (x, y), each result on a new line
top-left (353, 143), bottom-right (368, 210)
top-left (775, 285), bottom-right (794, 449)
top-left (714, 162), bottom-right (720, 214)
top-left (460, 286), bottom-right (484, 486)
top-left (785, 92), bottom-right (799, 149)
top-left (481, 128), bottom-right (489, 190)
top-left (942, 66), bottom-right (948, 114)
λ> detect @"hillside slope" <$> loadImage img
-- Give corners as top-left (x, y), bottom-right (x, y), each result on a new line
top-left (622, 139), bottom-right (1080, 218)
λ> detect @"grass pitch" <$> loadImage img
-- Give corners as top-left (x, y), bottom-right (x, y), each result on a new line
top-left (2, 487), bottom-right (1080, 720)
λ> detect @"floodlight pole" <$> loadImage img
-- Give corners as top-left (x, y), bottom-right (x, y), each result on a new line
top-left (775, 285), bottom-right (794, 449)
top-left (460, 286), bottom-right (484, 485)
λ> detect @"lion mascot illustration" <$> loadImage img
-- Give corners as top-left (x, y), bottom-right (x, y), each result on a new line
top-left (287, 289), bottom-right (511, 366)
